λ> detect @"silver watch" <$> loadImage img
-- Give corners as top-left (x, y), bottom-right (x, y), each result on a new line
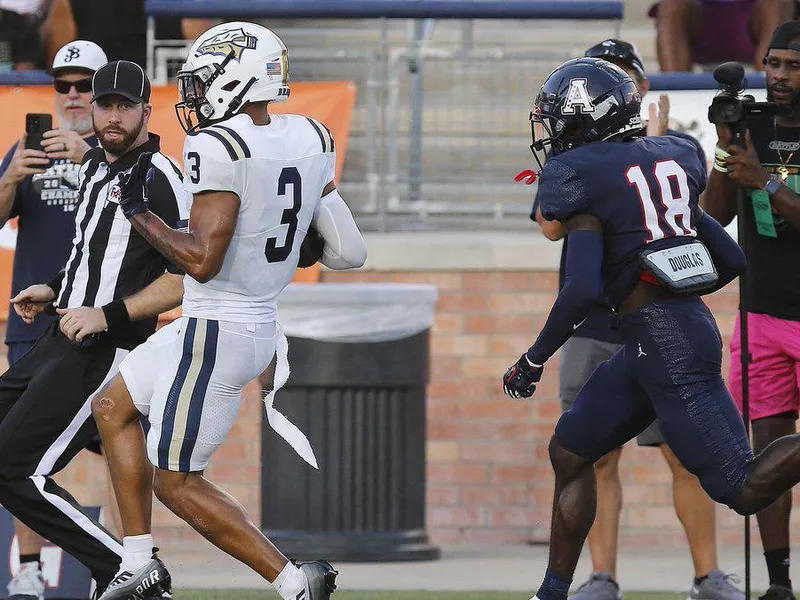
top-left (764, 177), bottom-right (783, 196)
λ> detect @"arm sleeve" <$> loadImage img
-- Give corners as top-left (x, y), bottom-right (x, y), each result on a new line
top-left (182, 132), bottom-right (237, 195)
top-left (694, 209), bottom-right (746, 293)
top-left (534, 158), bottom-right (591, 222)
top-left (525, 229), bottom-right (603, 365)
top-left (312, 189), bottom-right (367, 270)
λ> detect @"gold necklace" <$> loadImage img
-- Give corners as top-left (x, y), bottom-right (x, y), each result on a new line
top-left (774, 118), bottom-right (800, 180)
top-left (778, 153), bottom-right (793, 181)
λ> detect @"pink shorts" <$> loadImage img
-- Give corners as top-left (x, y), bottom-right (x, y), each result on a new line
top-left (729, 313), bottom-right (800, 421)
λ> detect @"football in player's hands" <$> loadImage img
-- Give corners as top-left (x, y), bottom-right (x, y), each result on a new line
top-left (298, 228), bottom-right (325, 268)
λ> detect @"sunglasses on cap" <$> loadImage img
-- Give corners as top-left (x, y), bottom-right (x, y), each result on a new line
top-left (53, 78), bottom-right (93, 94)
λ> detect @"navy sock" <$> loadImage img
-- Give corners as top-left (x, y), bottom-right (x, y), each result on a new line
top-left (765, 548), bottom-right (791, 588)
top-left (535, 569), bottom-right (572, 600)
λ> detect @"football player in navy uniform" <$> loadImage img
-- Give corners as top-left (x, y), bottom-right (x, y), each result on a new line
top-left (503, 57), bottom-right (800, 600)
top-left (551, 39), bottom-right (740, 600)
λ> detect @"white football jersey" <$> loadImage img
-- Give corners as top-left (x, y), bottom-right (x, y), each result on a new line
top-left (181, 113), bottom-right (336, 322)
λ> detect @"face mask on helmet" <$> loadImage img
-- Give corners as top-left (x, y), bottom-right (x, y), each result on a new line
top-left (176, 63), bottom-right (223, 132)
top-left (529, 108), bottom-right (587, 172)
top-left (530, 110), bottom-right (561, 172)
top-left (176, 51), bottom-right (245, 133)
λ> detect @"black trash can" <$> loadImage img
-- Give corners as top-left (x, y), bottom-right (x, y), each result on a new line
top-left (260, 283), bottom-right (440, 562)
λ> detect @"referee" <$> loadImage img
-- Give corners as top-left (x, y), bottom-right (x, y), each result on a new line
top-left (0, 60), bottom-right (190, 595)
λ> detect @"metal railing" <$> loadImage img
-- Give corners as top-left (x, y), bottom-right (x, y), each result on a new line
top-left (142, 0), bottom-right (623, 230)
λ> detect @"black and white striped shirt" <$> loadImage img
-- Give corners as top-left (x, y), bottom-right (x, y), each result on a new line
top-left (52, 134), bottom-right (191, 349)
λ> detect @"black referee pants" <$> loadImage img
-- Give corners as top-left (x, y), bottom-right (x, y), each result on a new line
top-left (0, 323), bottom-right (126, 588)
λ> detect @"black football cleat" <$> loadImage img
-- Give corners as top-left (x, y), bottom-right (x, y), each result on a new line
top-left (297, 560), bottom-right (338, 600)
top-left (96, 556), bottom-right (172, 600)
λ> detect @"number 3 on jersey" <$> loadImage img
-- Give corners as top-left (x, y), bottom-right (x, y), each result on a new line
top-left (265, 167), bottom-right (302, 262)
top-left (626, 159), bottom-right (694, 243)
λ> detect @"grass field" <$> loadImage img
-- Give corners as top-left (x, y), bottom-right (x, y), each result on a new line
top-left (172, 592), bottom-right (687, 600)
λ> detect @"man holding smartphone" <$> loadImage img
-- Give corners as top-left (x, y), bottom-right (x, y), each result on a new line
top-left (0, 39), bottom-right (106, 600)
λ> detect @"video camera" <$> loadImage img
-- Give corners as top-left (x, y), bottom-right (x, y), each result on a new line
top-left (708, 62), bottom-right (777, 147)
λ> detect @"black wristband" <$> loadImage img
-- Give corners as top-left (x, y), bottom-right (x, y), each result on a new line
top-left (102, 299), bottom-right (130, 332)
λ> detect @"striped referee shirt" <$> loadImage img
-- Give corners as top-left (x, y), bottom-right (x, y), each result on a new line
top-left (52, 133), bottom-right (191, 349)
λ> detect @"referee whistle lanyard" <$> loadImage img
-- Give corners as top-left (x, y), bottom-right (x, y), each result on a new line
top-left (262, 322), bottom-right (319, 469)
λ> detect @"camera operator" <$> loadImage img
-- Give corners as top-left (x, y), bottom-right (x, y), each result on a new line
top-left (702, 20), bottom-right (800, 600)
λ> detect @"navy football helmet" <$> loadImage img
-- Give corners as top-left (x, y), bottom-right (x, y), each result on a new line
top-left (530, 57), bottom-right (643, 170)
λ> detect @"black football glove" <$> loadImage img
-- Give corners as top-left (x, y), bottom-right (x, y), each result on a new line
top-left (118, 152), bottom-right (153, 219)
top-left (298, 227), bottom-right (325, 268)
top-left (502, 354), bottom-right (543, 399)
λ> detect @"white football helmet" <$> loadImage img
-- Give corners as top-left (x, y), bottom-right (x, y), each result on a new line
top-left (176, 21), bottom-right (290, 132)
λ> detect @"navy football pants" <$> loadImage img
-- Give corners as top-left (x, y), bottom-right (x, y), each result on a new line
top-left (556, 296), bottom-right (753, 508)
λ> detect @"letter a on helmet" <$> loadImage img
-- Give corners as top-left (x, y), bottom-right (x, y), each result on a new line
top-left (562, 79), bottom-right (595, 115)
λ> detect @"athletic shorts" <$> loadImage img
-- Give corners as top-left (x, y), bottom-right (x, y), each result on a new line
top-left (649, 0), bottom-right (757, 66)
top-left (119, 317), bottom-right (278, 472)
top-left (729, 312), bottom-right (800, 422)
top-left (556, 296), bottom-right (753, 508)
top-left (561, 336), bottom-right (666, 447)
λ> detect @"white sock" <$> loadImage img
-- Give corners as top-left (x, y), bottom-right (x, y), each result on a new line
top-left (273, 562), bottom-right (305, 600)
top-left (18, 561), bottom-right (39, 574)
top-left (121, 534), bottom-right (153, 572)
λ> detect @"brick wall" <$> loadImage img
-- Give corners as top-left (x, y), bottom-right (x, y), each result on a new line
top-left (321, 268), bottom-right (800, 551)
top-left (11, 267), bottom-right (800, 552)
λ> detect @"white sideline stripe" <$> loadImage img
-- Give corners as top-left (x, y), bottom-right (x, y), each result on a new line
top-left (34, 348), bottom-right (128, 476)
top-left (31, 475), bottom-right (122, 556)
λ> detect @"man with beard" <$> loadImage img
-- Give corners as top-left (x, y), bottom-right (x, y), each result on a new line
top-left (702, 19), bottom-right (800, 600)
top-left (0, 59), bottom-right (189, 598)
top-left (0, 39), bottom-right (109, 600)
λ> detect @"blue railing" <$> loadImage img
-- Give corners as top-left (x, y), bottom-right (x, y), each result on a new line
top-left (0, 71), bottom-right (52, 86)
top-left (649, 72), bottom-right (767, 91)
top-left (144, 0), bottom-right (624, 20)
top-left (0, 70), bottom-right (769, 94)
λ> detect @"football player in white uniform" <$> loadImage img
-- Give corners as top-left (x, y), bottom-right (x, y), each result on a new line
top-left (90, 22), bottom-right (366, 600)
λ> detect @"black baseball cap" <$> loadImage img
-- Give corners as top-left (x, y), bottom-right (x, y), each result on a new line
top-left (768, 20), bottom-right (800, 52)
top-left (92, 60), bottom-right (151, 104)
top-left (585, 39), bottom-right (646, 80)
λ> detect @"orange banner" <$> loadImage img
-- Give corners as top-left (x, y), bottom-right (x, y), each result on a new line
top-left (0, 81), bottom-right (356, 320)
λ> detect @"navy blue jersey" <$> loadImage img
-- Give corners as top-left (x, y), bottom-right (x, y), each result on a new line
top-left (0, 137), bottom-right (98, 344)
top-left (538, 136), bottom-right (708, 308)
top-left (554, 130), bottom-right (705, 344)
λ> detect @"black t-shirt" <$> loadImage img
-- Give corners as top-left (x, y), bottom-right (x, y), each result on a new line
top-left (0, 137), bottom-right (99, 344)
top-left (743, 114), bottom-right (800, 320)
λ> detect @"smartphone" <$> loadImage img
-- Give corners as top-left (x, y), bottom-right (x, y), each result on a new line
top-left (25, 113), bottom-right (53, 152)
